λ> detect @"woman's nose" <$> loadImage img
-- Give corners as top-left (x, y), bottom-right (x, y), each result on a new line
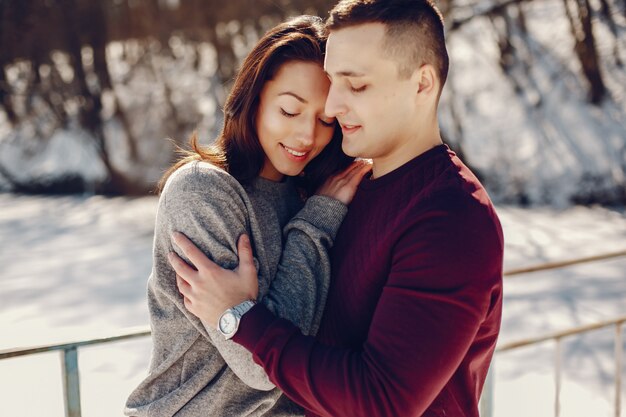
top-left (296, 118), bottom-right (316, 147)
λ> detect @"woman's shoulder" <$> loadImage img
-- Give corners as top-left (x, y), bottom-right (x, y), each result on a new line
top-left (163, 160), bottom-right (245, 198)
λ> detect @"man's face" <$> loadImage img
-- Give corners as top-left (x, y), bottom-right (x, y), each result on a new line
top-left (324, 22), bottom-right (418, 164)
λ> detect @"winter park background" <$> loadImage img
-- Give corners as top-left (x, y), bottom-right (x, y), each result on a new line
top-left (0, 1), bottom-right (625, 416)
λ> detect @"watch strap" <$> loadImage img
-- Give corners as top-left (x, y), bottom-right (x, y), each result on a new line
top-left (232, 300), bottom-right (256, 318)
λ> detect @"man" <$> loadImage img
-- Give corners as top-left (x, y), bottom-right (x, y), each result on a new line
top-left (171, 1), bottom-right (504, 415)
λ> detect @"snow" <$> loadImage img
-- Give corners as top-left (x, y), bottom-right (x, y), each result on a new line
top-left (441, 0), bottom-right (626, 206)
top-left (0, 194), bottom-right (625, 417)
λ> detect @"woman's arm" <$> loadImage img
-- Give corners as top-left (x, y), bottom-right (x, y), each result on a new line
top-left (260, 195), bottom-right (346, 336)
top-left (156, 163), bottom-right (275, 390)
top-left (164, 161), bottom-right (370, 390)
top-left (249, 161), bottom-right (373, 336)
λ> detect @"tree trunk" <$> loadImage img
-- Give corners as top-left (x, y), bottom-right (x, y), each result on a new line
top-left (516, 2), bottom-right (528, 35)
top-left (0, 67), bottom-right (18, 126)
top-left (578, 0), bottom-right (606, 103)
top-left (597, 0), bottom-right (622, 66)
top-left (60, 0), bottom-right (142, 195)
top-left (563, 0), bottom-right (606, 104)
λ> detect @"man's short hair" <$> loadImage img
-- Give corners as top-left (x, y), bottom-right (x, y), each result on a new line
top-left (326, 0), bottom-right (449, 89)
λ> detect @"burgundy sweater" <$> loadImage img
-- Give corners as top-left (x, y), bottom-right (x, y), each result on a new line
top-left (234, 145), bottom-right (504, 417)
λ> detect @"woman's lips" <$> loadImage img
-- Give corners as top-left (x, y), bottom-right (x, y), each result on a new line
top-left (281, 144), bottom-right (309, 161)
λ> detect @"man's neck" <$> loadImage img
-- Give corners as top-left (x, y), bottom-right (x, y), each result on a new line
top-left (371, 133), bottom-right (443, 179)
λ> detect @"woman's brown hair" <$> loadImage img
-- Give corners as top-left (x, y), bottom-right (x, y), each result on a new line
top-left (159, 15), bottom-right (352, 195)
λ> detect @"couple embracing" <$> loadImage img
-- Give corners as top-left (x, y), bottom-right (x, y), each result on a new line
top-left (125, 1), bottom-right (504, 416)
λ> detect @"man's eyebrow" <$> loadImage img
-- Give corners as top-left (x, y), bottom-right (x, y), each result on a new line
top-left (278, 92), bottom-right (307, 103)
top-left (325, 70), bottom-right (366, 78)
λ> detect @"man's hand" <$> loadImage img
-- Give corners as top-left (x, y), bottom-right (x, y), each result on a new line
top-left (169, 232), bottom-right (259, 327)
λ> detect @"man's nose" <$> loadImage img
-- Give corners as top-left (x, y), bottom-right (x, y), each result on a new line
top-left (325, 84), bottom-right (347, 118)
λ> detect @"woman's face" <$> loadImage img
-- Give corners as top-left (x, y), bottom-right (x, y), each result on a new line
top-left (256, 60), bottom-right (336, 181)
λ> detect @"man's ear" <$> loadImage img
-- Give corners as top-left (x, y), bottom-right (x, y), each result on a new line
top-left (412, 64), bottom-right (438, 100)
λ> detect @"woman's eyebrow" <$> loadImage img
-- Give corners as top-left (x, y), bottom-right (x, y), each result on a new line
top-left (278, 92), bottom-right (307, 103)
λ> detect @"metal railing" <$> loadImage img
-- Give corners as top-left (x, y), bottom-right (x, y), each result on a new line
top-left (0, 326), bottom-right (150, 417)
top-left (1, 249), bottom-right (625, 417)
top-left (480, 249), bottom-right (626, 417)
top-left (482, 316), bottom-right (625, 417)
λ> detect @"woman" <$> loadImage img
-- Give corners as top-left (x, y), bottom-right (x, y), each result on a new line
top-left (124, 15), bottom-right (370, 417)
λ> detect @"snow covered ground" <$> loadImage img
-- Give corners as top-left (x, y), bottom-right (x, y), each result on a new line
top-left (0, 194), bottom-right (625, 417)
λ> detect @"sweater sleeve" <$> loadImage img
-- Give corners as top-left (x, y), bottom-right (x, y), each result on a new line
top-left (261, 195), bottom-right (347, 336)
top-left (156, 164), bottom-right (346, 393)
top-left (233, 205), bottom-right (503, 416)
top-left (157, 164), bottom-right (275, 391)
top-left (205, 192), bottom-right (346, 389)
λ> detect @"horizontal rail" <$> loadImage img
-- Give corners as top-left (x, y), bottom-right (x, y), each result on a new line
top-left (0, 326), bottom-right (151, 360)
top-left (497, 315), bottom-right (626, 352)
top-left (503, 249), bottom-right (626, 277)
top-left (0, 249), bottom-right (624, 417)
top-left (490, 315), bottom-right (625, 417)
top-left (1, 249), bottom-right (624, 361)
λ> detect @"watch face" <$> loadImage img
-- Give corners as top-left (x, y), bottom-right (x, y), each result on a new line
top-left (219, 311), bottom-right (237, 335)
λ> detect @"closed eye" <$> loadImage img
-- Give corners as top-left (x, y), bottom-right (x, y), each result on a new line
top-left (280, 108), bottom-right (298, 117)
top-left (350, 85), bottom-right (367, 93)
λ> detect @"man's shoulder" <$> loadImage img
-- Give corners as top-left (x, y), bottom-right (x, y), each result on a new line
top-left (401, 156), bottom-right (502, 244)
top-left (422, 153), bottom-right (493, 212)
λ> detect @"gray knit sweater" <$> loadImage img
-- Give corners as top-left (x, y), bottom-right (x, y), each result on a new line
top-left (124, 161), bottom-right (346, 417)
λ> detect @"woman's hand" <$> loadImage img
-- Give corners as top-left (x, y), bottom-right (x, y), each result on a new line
top-left (169, 232), bottom-right (259, 327)
top-left (316, 160), bottom-right (372, 205)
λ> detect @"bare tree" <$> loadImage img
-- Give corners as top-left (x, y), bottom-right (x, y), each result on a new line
top-left (0, 0), bottom-right (623, 196)
top-left (563, 0), bottom-right (606, 103)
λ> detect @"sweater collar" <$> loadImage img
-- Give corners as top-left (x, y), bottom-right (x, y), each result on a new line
top-left (358, 144), bottom-right (451, 191)
top-left (249, 175), bottom-right (294, 198)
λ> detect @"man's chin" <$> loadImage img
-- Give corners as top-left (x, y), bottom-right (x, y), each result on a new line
top-left (341, 143), bottom-right (361, 158)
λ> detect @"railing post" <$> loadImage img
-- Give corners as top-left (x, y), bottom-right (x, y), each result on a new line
top-left (616, 322), bottom-right (623, 417)
top-left (480, 360), bottom-right (495, 417)
top-left (555, 338), bottom-right (562, 417)
top-left (61, 346), bottom-right (81, 417)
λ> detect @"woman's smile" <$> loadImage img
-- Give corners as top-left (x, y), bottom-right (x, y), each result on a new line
top-left (281, 144), bottom-right (310, 160)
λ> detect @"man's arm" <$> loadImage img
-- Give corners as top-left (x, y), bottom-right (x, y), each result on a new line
top-left (239, 209), bottom-right (502, 416)
top-left (176, 205), bottom-right (503, 416)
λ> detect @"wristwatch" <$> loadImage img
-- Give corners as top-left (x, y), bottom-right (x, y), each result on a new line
top-left (217, 300), bottom-right (257, 339)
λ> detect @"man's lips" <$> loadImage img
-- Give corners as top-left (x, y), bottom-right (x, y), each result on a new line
top-left (340, 124), bottom-right (361, 135)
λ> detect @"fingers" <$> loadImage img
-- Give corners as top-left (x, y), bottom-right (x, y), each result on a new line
top-left (347, 161), bottom-right (372, 185)
top-left (236, 234), bottom-right (255, 274)
top-left (176, 274), bottom-right (194, 310)
top-left (176, 274), bottom-right (191, 293)
top-left (335, 160), bottom-right (371, 187)
top-left (234, 234), bottom-right (260, 300)
top-left (172, 232), bottom-right (218, 272)
top-left (335, 159), bottom-right (368, 180)
top-left (168, 251), bottom-right (198, 281)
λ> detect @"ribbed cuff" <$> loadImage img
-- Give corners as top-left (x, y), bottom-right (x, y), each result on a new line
top-left (233, 303), bottom-right (277, 351)
top-left (293, 195), bottom-right (347, 240)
